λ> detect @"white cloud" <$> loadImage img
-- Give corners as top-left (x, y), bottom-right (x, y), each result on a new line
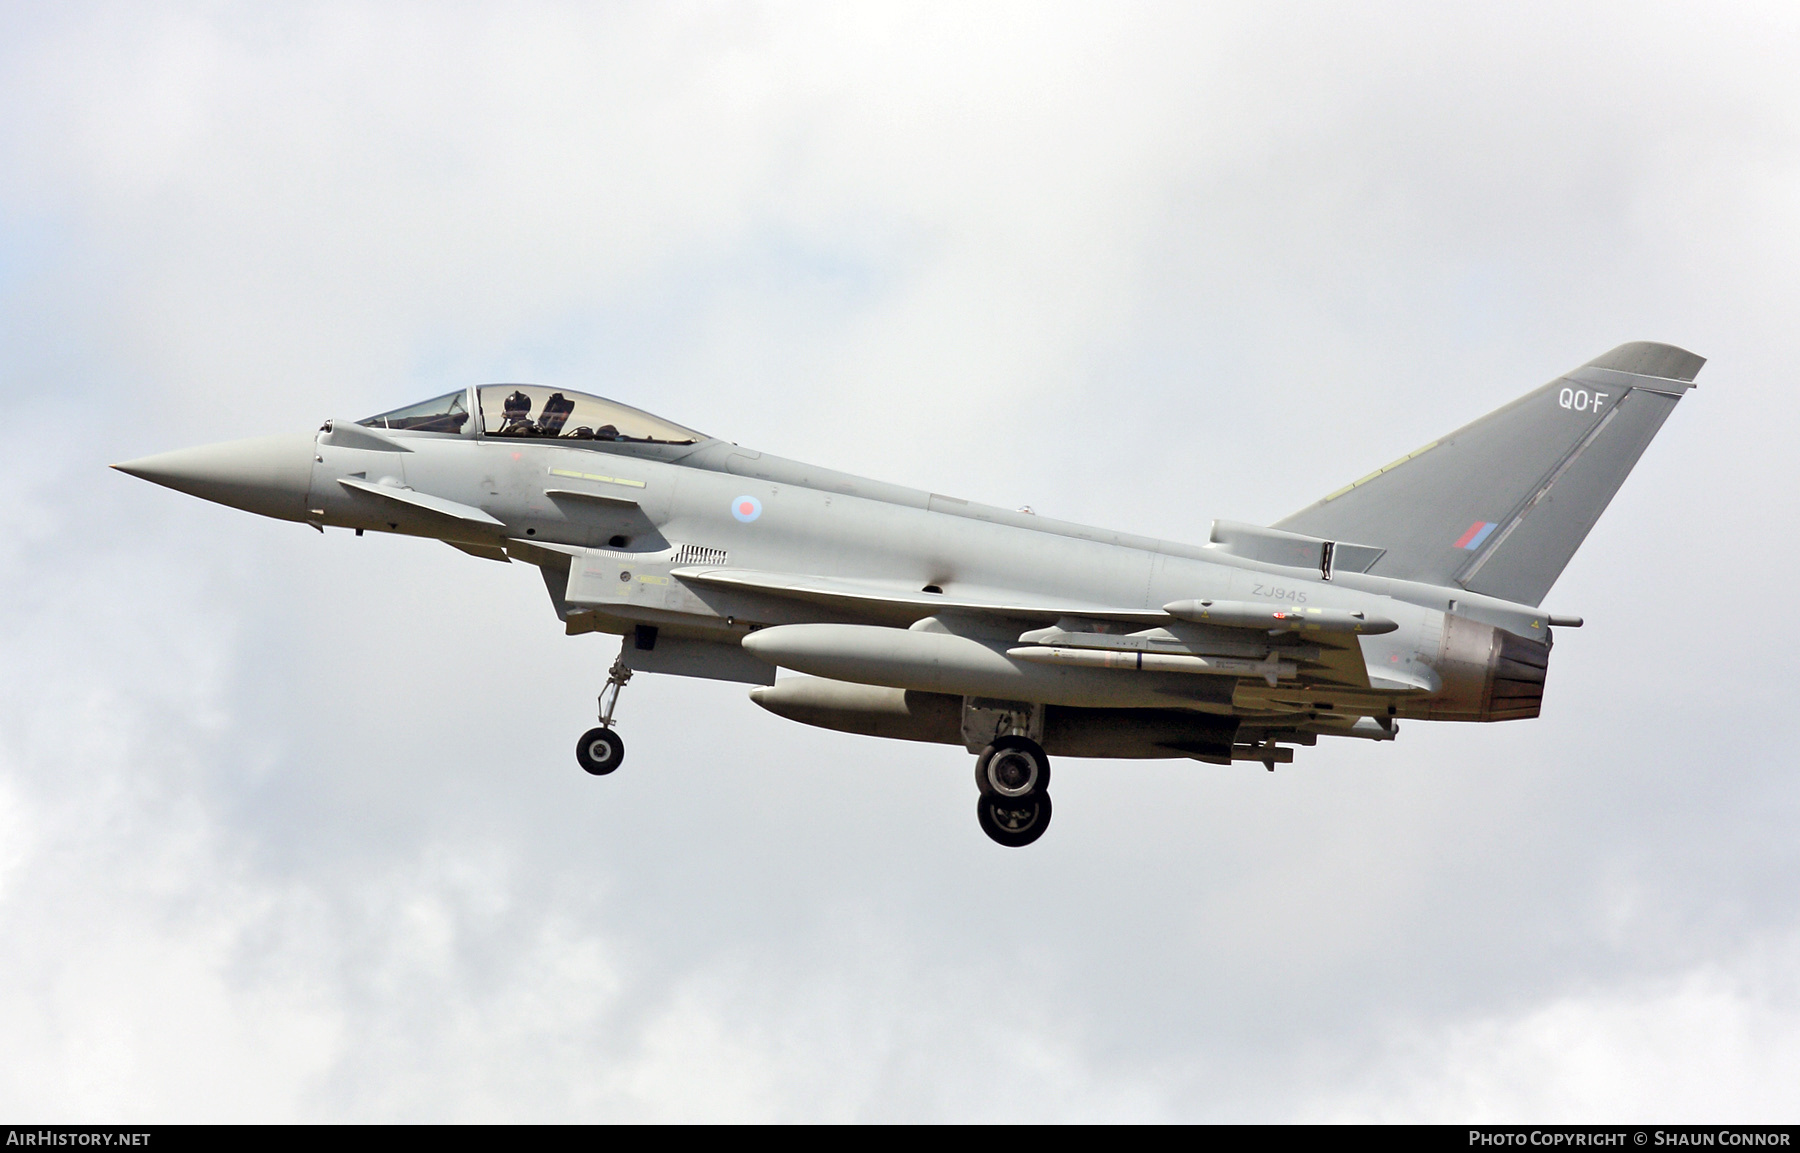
top-left (2, 0), bottom-right (1798, 1121)
top-left (1311, 933), bottom-right (1800, 1122)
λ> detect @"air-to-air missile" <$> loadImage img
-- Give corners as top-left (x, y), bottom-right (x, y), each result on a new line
top-left (115, 342), bottom-right (1703, 846)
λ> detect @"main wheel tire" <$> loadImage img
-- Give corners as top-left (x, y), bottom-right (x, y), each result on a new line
top-left (976, 790), bottom-right (1053, 848)
top-left (576, 726), bottom-right (625, 775)
top-left (975, 735), bottom-right (1050, 798)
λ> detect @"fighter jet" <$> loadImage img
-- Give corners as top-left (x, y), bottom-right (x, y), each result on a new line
top-left (114, 341), bottom-right (1703, 846)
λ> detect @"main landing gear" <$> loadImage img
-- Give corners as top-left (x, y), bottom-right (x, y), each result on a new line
top-left (974, 735), bottom-right (1053, 848)
top-left (576, 652), bottom-right (632, 776)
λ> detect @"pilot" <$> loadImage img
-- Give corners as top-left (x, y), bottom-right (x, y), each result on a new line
top-left (594, 424), bottom-right (620, 441)
top-left (501, 390), bottom-right (534, 435)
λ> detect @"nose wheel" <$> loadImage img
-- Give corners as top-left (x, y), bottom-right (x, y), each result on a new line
top-left (577, 651), bottom-right (632, 776)
top-left (973, 735), bottom-right (1052, 846)
top-left (576, 726), bottom-right (624, 775)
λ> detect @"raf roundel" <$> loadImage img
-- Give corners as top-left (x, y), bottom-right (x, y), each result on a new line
top-left (731, 494), bottom-right (763, 523)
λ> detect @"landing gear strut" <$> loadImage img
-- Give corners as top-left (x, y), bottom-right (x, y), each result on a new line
top-left (973, 735), bottom-right (1053, 847)
top-left (576, 651), bottom-right (632, 776)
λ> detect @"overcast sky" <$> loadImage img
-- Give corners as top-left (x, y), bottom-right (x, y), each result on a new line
top-left (2, 1), bottom-right (1797, 1121)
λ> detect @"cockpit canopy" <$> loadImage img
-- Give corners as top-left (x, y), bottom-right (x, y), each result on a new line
top-left (358, 390), bottom-right (470, 434)
top-left (476, 385), bottom-right (703, 443)
top-left (358, 386), bottom-right (705, 444)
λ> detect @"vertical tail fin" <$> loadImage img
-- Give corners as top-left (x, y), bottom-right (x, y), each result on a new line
top-left (1275, 342), bottom-right (1704, 606)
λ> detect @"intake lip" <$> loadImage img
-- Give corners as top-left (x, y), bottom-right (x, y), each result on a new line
top-left (113, 432), bottom-right (318, 522)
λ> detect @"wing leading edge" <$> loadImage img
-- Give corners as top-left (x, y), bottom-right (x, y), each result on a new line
top-left (669, 566), bottom-right (1172, 625)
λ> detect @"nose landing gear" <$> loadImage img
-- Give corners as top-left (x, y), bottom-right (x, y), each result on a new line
top-left (576, 651), bottom-right (632, 776)
top-left (576, 726), bottom-right (624, 775)
top-left (973, 735), bottom-right (1052, 847)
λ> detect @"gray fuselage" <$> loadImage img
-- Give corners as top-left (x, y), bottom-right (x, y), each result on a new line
top-left (301, 414), bottom-right (1551, 741)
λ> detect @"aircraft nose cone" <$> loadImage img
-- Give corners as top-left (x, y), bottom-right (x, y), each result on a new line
top-left (113, 432), bottom-right (318, 522)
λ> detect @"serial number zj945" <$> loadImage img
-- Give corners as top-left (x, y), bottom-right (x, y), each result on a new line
top-left (1251, 583), bottom-right (1308, 603)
